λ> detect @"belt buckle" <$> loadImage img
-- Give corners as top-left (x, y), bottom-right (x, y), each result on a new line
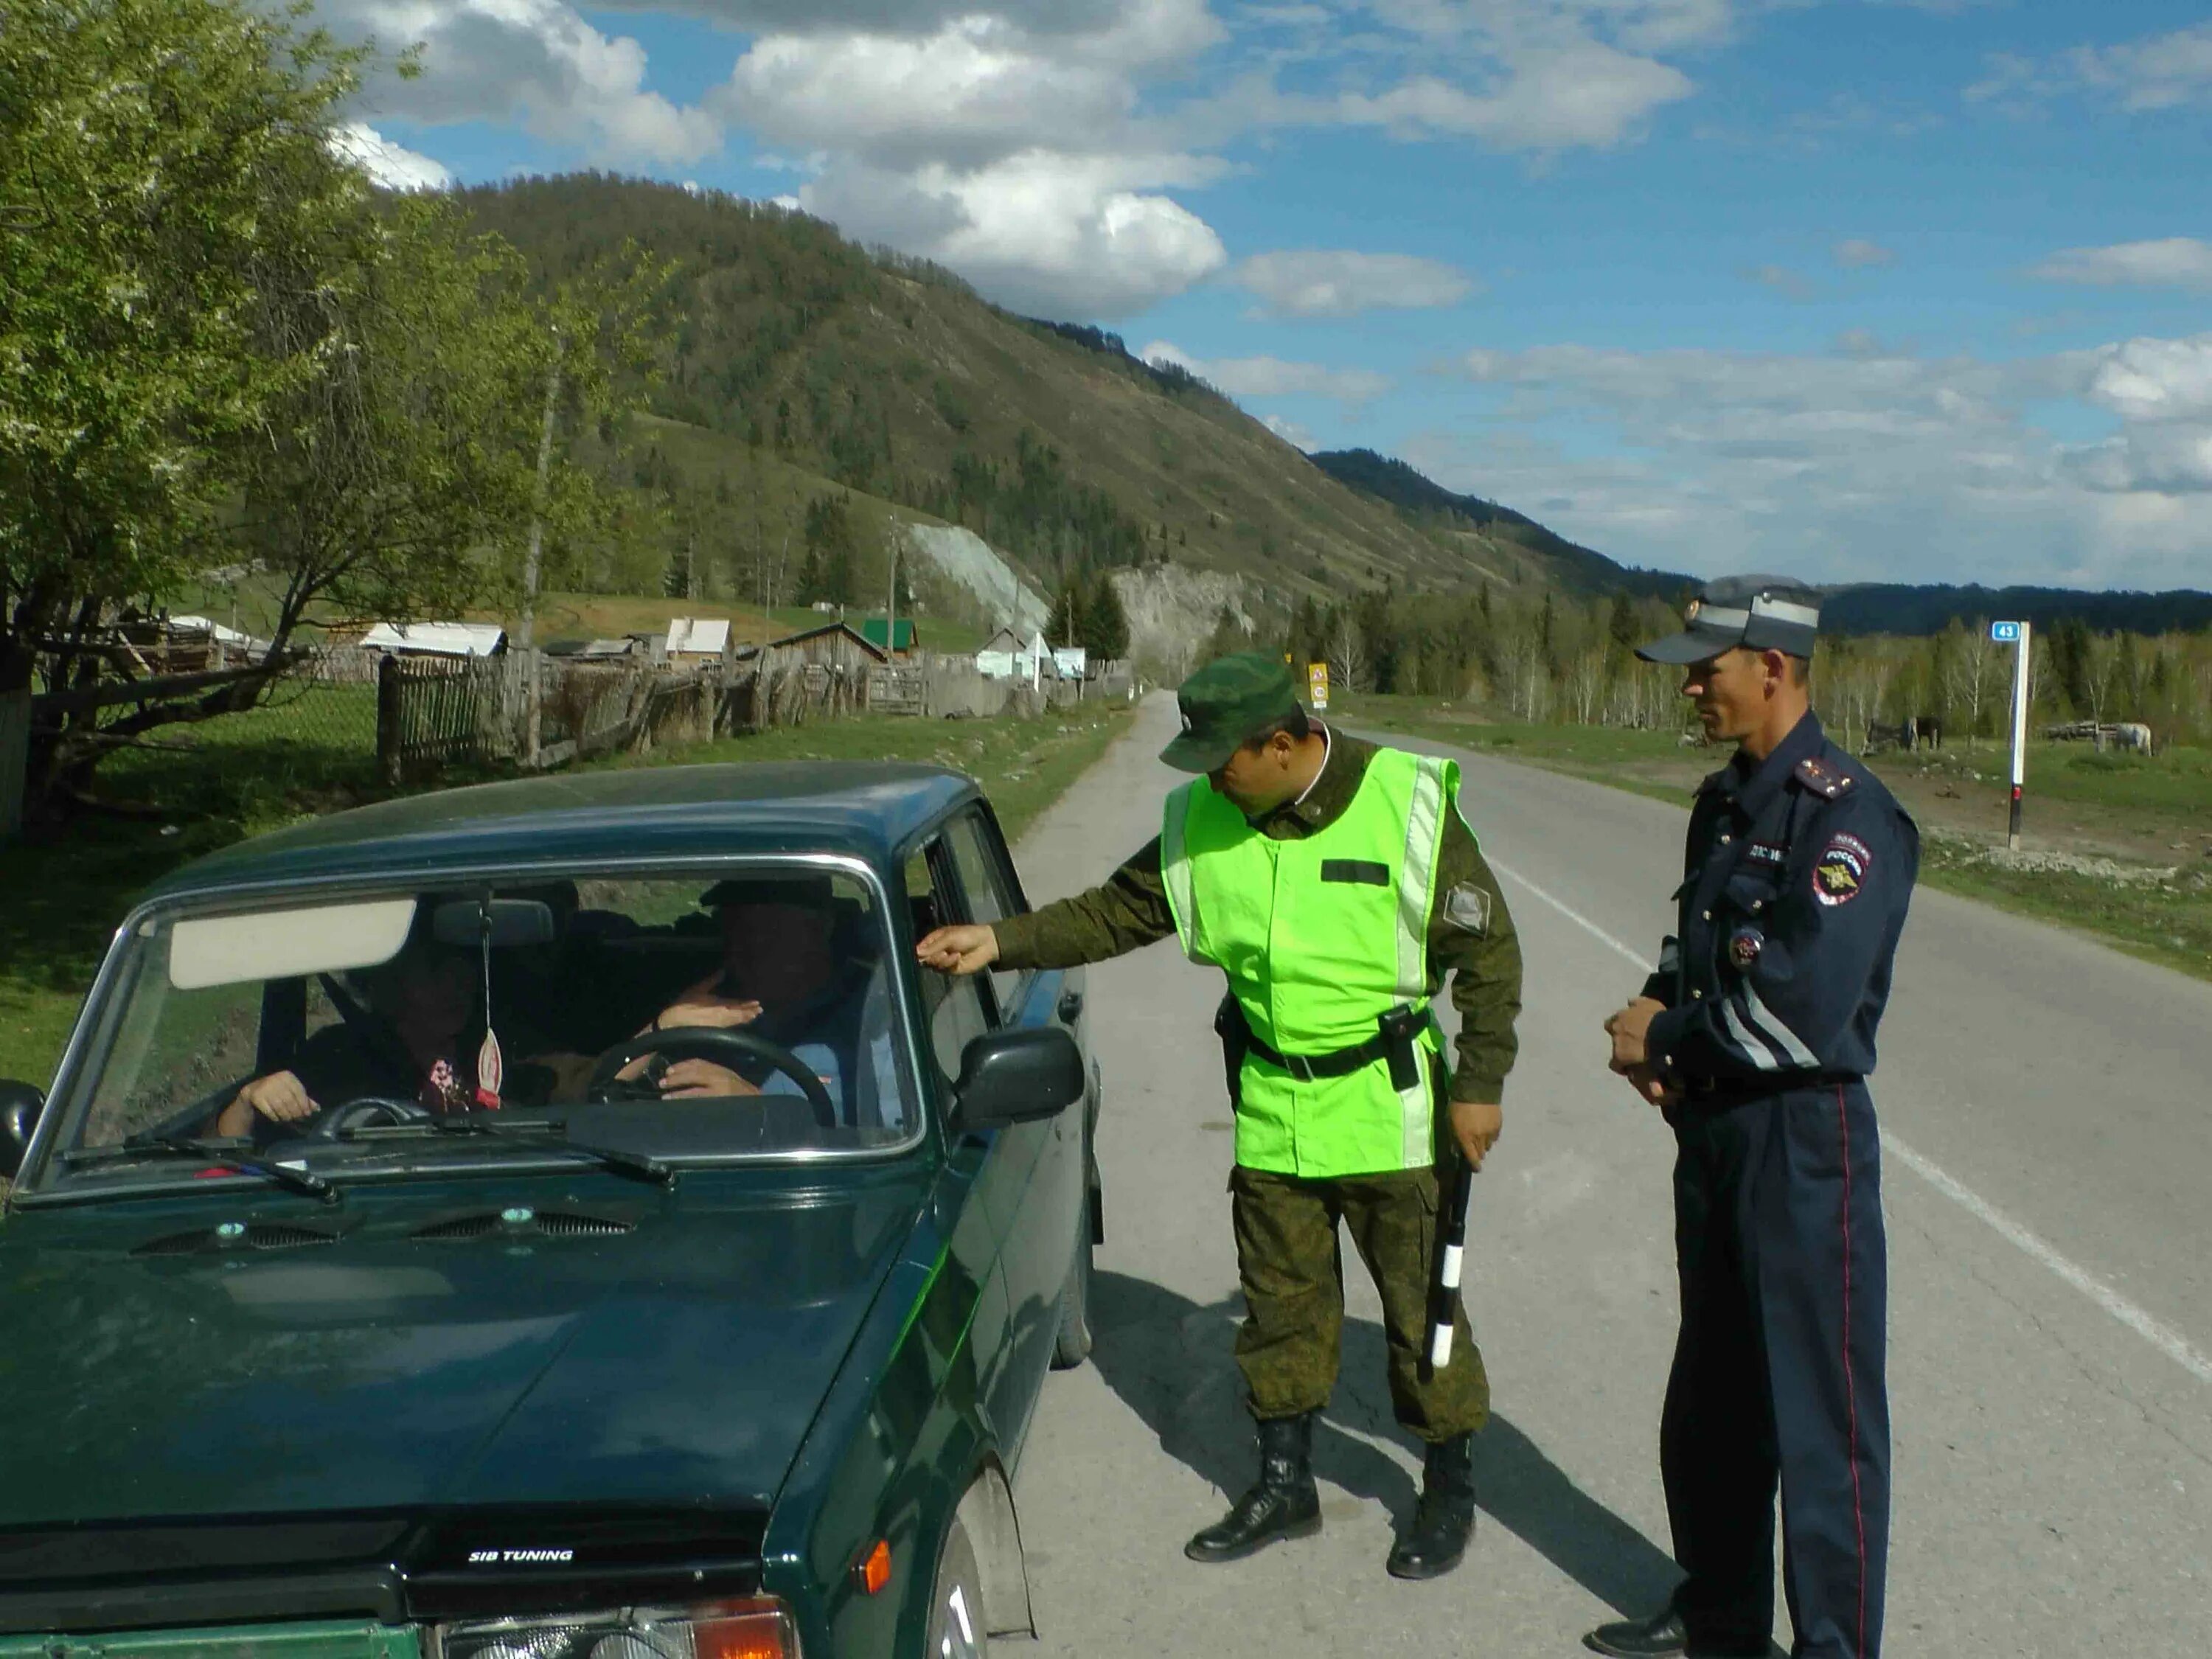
top-left (1284, 1052), bottom-right (1318, 1084)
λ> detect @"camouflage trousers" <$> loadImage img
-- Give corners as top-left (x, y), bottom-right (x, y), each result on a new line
top-left (1229, 1163), bottom-right (1490, 1441)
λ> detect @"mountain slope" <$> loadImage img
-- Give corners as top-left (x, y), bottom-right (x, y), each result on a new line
top-left (455, 177), bottom-right (1556, 619)
top-left (1309, 448), bottom-right (1695, 599)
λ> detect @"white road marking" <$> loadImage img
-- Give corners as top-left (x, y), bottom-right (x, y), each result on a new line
top-left (1489, 856), bottom-right (2212, 1391)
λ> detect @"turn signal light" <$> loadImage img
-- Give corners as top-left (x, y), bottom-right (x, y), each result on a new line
top-left (693, 1602), bottom-right (796, 1659)
top-left (855, 1539), bottom-right (892, 1597)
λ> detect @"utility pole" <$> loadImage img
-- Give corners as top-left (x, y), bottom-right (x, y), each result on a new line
top-left (518, 330), bottom-right (566, 768)
top-left (1996, 620), bottom-right (2029, 850)
top-left (884, 518), bottom-right (900, 664)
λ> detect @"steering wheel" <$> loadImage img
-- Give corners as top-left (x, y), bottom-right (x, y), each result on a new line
top-left (585, 1027), bottom-right (838, 1124)
top-left (305, 1097), bottom-right (438, 1139)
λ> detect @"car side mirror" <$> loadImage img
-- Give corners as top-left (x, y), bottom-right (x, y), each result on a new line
top-left (950, 1027), bottom-right (1085, 1133)
top-left (0, 1081), bottom-right (46, 1180)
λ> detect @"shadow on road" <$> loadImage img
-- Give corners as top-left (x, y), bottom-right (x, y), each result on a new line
top-left (1091, 1267), bottom-right (1681, 1617)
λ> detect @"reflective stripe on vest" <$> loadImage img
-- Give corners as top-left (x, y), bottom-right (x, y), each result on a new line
top-left (1158, 748), bottom-right (1458, 1178)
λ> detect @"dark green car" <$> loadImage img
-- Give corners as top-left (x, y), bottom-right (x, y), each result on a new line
top-left (0, 764), bottom-right (1102, 1659)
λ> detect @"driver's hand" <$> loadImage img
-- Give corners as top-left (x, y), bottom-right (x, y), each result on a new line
top-left (656, 1060), bottom-right (761, 1099)
top-left (917, 924), bottom-right (999, 975)
top-left (213, 1071), bottom-right (319, 1138)
top-left (649, 978), bottom-right (764, 1033)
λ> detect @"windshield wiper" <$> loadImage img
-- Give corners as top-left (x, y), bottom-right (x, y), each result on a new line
top-left (68, 1136), bottom-right (338, 1203)
top-left (338, 1113), bottom-right (676, 1188)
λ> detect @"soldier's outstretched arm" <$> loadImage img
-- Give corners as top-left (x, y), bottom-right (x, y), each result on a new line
top-left (1644, 794), bottom-right (1919, 1083)
top-left (919, 838), bottom-right (1177, 975)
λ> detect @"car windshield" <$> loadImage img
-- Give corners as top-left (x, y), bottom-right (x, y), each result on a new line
top-left (29, 865), bottom-right (921, 1193)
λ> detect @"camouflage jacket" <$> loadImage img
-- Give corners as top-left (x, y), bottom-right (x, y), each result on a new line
top-left (992, 731), bottom-right (1523, 1102)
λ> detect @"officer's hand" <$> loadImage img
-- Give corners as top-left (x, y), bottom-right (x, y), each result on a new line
top-left (215, 1071), bottom-right (319, 1138)
top-left (1604, 997), bottom-right (1664, 1071)
top-left (1622, 1063), bottom-right (1680, 1110)
top-left (1448, 1099), bottom-right (1503, 1171)
top-left (917, 923), bottom-right (999, 976)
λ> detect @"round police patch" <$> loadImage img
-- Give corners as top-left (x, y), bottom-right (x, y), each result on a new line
top-left (1813, 832), bottom-right (1872, 908)
top-left (1728, 925), bottom-right (1764, 970)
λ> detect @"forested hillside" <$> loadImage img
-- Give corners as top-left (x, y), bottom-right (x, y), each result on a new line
top-left (454, 176), bottom-right (1568, 620)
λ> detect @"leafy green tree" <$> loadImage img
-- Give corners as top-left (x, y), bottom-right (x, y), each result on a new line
top-left (1, 0), bottom-right (378, 772)
top-left (1082, 571), bottom-right (1131, 660)
top-left (1047, 582), bottom-right (1088, 650)
top-left (798, 495), bottom-right (857, 605)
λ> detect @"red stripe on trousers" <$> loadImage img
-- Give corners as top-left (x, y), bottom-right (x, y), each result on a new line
top-left (1837, 1083), bottom-right (1868, 1659)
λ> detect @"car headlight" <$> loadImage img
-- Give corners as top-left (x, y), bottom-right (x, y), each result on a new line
top-left (437, 1602), bottom-right (798, 1659)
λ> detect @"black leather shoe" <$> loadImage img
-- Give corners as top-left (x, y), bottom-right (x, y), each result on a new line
top-left (1583, 1607), bottom-right (1687, 1657)
top-left (1584, 1606), bottom-right (1771, 1658)
top-left (1385, 1431), bottom-right (1477, 1579)
top-left (1185, 1412), bottom-right (1323, 1563)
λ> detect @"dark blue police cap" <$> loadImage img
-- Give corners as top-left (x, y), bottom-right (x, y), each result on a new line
top-left (1635, 574), bottom-right (1823, 665)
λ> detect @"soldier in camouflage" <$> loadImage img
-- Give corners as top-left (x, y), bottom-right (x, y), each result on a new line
top-left (917, 653), bottom-right (1523, 1579)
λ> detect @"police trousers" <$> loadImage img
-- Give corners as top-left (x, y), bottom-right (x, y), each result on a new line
top-left (1229, 1164), bottom-right (1489, 1441)
top-left (1663, 1080), bottom-right (1888, 1659)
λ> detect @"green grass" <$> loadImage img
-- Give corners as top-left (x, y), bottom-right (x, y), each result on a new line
top-left (0, 693), bottom-right (1133, 1088)
top-left (1343, 693), bottom-right (2212, 985)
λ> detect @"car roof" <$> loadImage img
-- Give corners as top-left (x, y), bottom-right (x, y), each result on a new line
top-left (146, 762), bottom-right (981, 901)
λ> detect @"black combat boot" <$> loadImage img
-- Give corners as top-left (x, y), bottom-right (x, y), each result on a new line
top-left (1385, 1430), bottom-right (1477, 1579)
top-left (1184, 1411), bottom-right (1323, 1563)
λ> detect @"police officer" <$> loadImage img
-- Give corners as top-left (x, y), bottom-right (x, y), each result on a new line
top-left (1590, 579), bottom-right (1918, 1659)
top-left (916, 653), bottom-right (1523, 1579)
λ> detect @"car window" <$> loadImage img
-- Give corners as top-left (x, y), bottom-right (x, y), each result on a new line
top-left (943, 808), bottom-right (1025, 1018)
top-left (35, 865), bottom-right (922, 1191)
top-left (907, 841), bottom-right (994, 1083)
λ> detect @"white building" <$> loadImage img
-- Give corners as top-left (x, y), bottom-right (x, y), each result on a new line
top-left (359, 621), bottom-right (508, 658)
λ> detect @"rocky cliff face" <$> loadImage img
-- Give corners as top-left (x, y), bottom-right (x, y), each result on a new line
top-left (906, 524), bottom-right (1050, 633)
top-left (1111, 565), bottom-right (1271, 679)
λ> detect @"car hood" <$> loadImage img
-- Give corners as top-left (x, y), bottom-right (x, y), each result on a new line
top-left (0, 1168), bottom-right (929, 1534)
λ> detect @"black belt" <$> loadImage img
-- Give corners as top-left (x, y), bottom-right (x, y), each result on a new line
top-left (1244, 1028), bottom-right (1397, 1084)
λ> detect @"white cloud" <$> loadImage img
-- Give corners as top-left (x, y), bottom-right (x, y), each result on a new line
top-left (302, 0), bottom-right (721, 164)
top-left (1141, 341), bottom-right (1390, 405)
top-left (803, 154), bottom-right (1227, 317)
top-left (1433, 335), bottom-right (2212, 587)
top-left (2030, 238), bottom-right (2212, 293)
top-left (1746, 262), bottom-right (1815, 300)
top-left (2080, 334), bottom-right (2212, 425)
top-left (1969, 21), bottom-right (2212, 114)
top-left (1231, 249), bottom-right (1474, 317)
top-left (1833, 237), bottom-right (1896, 269)
top-left (2069, 21), bottom-right (2212, 112)
top-left (328, 122), bottom-right (453, 190)
top-left (1329, 44), bottom-right (1695, 150)
top-left (1262, 413), bottom-right (1318, 450)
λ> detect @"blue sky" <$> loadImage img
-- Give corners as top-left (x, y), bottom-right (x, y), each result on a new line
top-left (324, 1), bottom-right (2212, 591)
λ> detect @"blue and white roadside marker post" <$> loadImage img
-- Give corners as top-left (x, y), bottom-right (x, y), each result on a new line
top-left (1994, 619), bottom-right (2030, 850)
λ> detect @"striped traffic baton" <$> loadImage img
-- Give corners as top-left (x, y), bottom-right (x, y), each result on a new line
top-left (1423, 1150), bottom-right (1476, 1377)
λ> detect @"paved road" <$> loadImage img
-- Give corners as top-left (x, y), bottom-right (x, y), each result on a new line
top-left (1006, 694), bottom-right (2212, 1657)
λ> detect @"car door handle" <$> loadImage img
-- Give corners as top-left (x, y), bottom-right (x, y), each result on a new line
top-left (1057, 988), bottom-right (1083, 1024)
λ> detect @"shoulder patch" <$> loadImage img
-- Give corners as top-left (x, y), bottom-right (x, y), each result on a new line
top-left (1812, 832), bottom-right (1873, 907)
top-left (1441, 881), bottom-right (1492, 936)
top-left (1793, 756), bottom-right (1857, 800)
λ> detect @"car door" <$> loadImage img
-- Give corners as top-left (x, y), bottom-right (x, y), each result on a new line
top-left (937, 807), bottom-right (1082, 1430)
top-left (904, 834), bottom-right (1035, 1449)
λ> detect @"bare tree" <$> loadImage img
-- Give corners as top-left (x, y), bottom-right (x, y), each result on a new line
top-left (1327, 616), bottom-right (1368, 695)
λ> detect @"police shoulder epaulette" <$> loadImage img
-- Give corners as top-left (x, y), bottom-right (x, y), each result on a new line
top-left (1792, 756), bottom-right (1856, 800)
top-left (1697, 767), bottom-right (1731, 796)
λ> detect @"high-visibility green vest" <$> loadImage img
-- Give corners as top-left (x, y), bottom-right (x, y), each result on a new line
top-left (1160, 746), bottom-right (1458, 1178)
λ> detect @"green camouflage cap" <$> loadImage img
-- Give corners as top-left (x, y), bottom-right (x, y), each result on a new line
top-left (1159, 652), bottom-right (1302, 773)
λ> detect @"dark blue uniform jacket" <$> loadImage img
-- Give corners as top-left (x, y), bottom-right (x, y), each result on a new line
top-left (1644, 712), bottom-right (1919, 1086)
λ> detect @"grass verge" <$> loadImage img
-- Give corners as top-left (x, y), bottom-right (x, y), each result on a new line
top-left (0, 697), bottom-right (1133, 1086)
top-left (1343, 693), bottom-right (2212, 985)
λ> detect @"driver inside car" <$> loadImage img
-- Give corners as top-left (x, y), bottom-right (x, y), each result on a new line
top-left (611, 876), bottom-right (898, 1124)
top-left (209, 931), bottom-right (484, 1138)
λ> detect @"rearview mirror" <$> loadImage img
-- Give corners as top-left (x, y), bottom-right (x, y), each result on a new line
top-left (0, 1081), bottom-right (46, 1181)
top-left (950, 1027), bottom-right (1085, 1133)
top-left (431, 898), bottom-right (556, 950)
